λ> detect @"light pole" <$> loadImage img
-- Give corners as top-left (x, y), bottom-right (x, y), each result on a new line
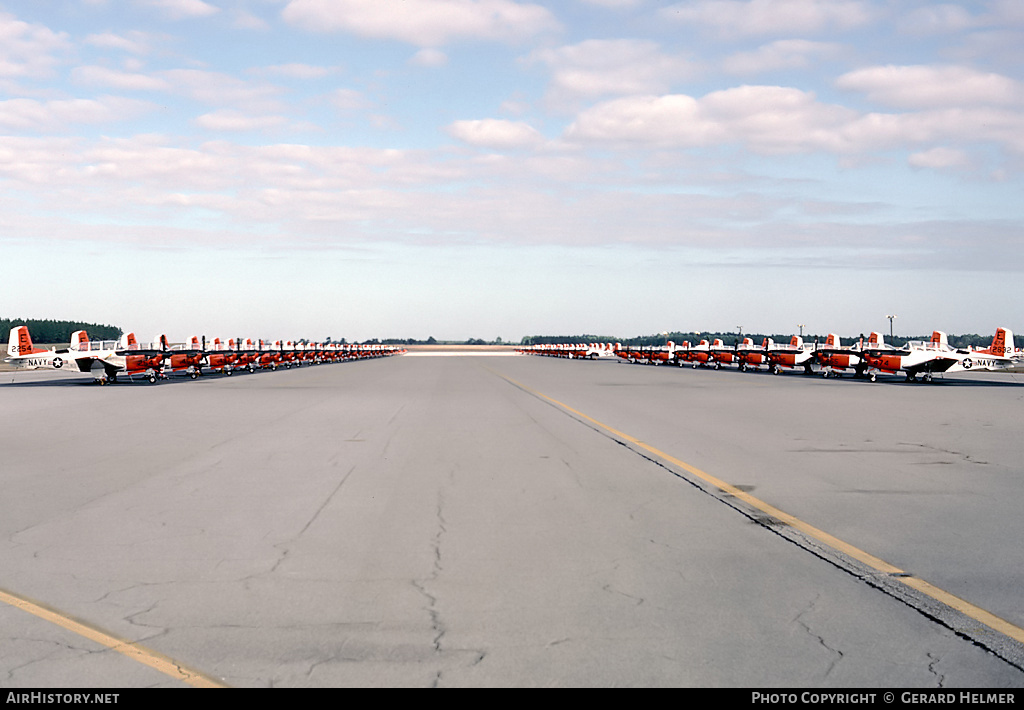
top-left (798, 323), bottom-right (805, 337)
top-left (886, 314), bottom-right (897, 339)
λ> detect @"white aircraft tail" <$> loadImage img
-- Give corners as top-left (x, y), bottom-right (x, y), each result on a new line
top-left (7, 326), bottom-right (37, 357)
top-left (70, 330), bottom-right (89, 351)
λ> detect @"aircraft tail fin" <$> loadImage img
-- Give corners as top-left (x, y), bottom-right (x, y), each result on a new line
top-left (7, 326), bottom-right (38, 357)
top-left (931, 330), bottom-right (948, 347)
top-left (868, 331), bottom-right (884, 348)
top-left (987, 327), bottom-right (1013, 357)
top-left (826, 333), bottom-right (839, 347)
top-left (70, 330), bottom-right (89, 351)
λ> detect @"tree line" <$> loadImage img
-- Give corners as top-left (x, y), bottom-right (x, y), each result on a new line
top-left (0, 318), bottom-right (122, 344)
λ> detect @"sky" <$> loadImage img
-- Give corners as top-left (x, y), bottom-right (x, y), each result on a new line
top-left (2, 0), bottom-right (1023, 343)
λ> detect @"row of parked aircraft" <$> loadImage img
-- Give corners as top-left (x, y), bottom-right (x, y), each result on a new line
top-left (4, 326), bottom-right (404, 384)
top-left (518, 328), bottom-right (1021, 383)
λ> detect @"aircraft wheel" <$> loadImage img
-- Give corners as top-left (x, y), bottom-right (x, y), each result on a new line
top-left (190, 370), bottom-right (198, 380)
top-left (869, 372), bottom-right (877, 382)
top-left (822, 370), bottom-right (829, 378)
top-left (148, 375), bottom-right (156, 384)
top-left (226, 368), bottom-right (233, 376)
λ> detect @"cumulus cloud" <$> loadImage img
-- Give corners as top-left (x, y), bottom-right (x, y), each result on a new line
top-left (447, 118), bottom-right (544, 149)
top-left (561, 76), bottom-right (1024, 161)
top-left (194, 109), bottom-right (288, 132)
top-left (331, 88), bottom-right (372, 112)
top-left (143, 0), bottom-right (220, 20)
top-left (897, 4), bottom-right (978, 35)
top-left (160, 68), bottom-right (286, 112)
top-left (565, 87), bottom-right (858, 154)
top-left (72, 65), bottom-right (171, 91)
top-left (0, 96), bottom-right (153, 132)
top-left (578, 0), bottom-right (643, 6)
top-left (281, 0), bottom-right (559, 47)
top-left (908, 146), bottom-right (970, 169)
top-left (723, 39), bottom-right (845, 75)
top-left (260, 63), bottom-right (335, 79)
top-left (84, 31), bottom-right (155, 55)
top-left (530, 39), bottom-right (696, 105)
top-left (660, 0), bottom-right (874, 38)
top-left (836, 65), bottom-right (1024, 109)
top-left (410, 48), bottom-right (449, 67)
top-left (0, 12), bottom-right (72, 79)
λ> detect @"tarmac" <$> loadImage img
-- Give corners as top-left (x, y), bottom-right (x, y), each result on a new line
top-left (1, 355), bottom-right (1023, 687)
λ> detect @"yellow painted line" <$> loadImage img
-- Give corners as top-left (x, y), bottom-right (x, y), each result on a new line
top-left (497, 371), bottom-right (1024, 647)
top-left (0, 587), bottom-right (227, 688)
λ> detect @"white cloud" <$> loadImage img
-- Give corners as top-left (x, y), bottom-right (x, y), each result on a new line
top-left (261, 63), bottom-right (335, 79)
top-left (143, 0), bottom-right (221, 21)
top-left (530, 39), bottom-right (696, 104)
top-left (577, 0), bottom-right (643, 6)
top-left (837, 65), bottom-right (1024, 110)
top-left (72, 65), bottom-right (171, 92)
top-left (281, 0), bottom-right (559, 47)
top-left (0, 96), bottom-right (153, 132)
top-left (0, 12), bottom-right (72, 79)
top-left (897, 4), bottom-right (978, 35)
top-left (908, 146), bottom-right (970, 169)
top-left (410, 49), bottom-right (449, 67)
top-left (447, 119), bottom-right (544, 149)
top-left (660, 0), bottom-right (874, 38)
top-left (723, 39), bottom-right (844, 75)
top-left (84, 31), bottom-right (155, 55)
top-left (562, 85), bottom-right (1024, 158)
top-left (194, 109), bottom-right (288, 131)
top-left (160, 68), bottom-right (286, 112)
top-left (565, 87), bottom-right (860, 154)
top-left (331, 88), bottom-right (372, 112)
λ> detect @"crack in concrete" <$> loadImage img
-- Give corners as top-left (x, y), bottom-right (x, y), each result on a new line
top-left (793, 595), bottom-right (843, 677)
top-left (927, 651), bottom-right (946, 687)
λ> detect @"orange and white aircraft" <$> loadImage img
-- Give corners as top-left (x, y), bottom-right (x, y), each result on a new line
top-left (114, 333), bottom-right (167, 383)
top-left (734, 338), bottom-right (768, 372)
top-left (5, 327), bottom-right (102, 376)
top-left (679, 339), bottom-right (714, 368)
top-left (765, 335), bottom-right (816, 375)
top-left (708, 339), bottom-right (738, 369)
top-left (861, 328), bottom-right (1019, 382)
top-left (4, 326), bottom-right (167, 383)
top-left (160, 335), bottom-right (204, 379)
top-left (812, 333), bottom-right (869, 379)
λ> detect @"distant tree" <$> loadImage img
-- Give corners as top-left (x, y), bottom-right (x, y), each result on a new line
top-left (426, 336), bottom-right (436, 344)
top-left (0, 318), bottom-right (121, 344)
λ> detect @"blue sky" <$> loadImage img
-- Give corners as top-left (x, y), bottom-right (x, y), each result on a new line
top-left (2, 0), bottom-right (1023, 343)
